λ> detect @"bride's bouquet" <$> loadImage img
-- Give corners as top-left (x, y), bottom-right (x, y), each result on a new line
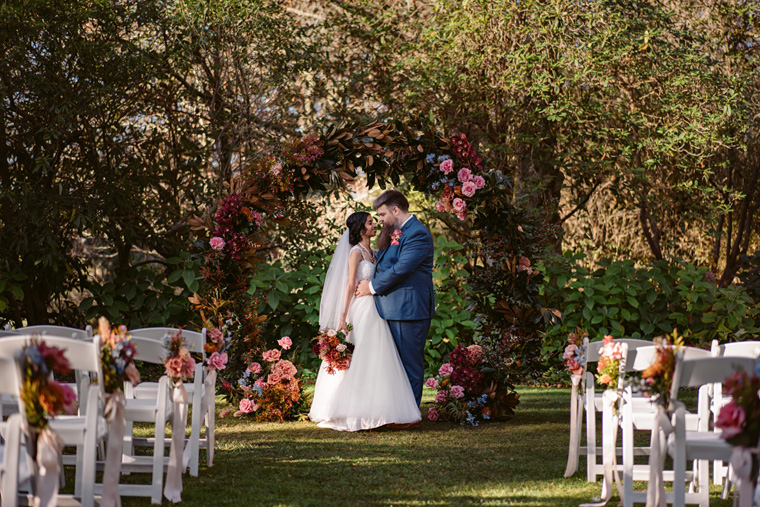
top-left (312, 325), bottom-right (354, 374)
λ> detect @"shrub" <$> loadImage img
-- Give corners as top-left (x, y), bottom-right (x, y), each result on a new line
top-left (541, 253), bottom-right (760, 374)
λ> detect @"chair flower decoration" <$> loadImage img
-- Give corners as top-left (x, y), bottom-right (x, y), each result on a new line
top-left (16, 338), bottom-right (77, 504)
top-left (97, 317), bottom-right (141, 506)
top-left (163, 329), bottom-right (197, 503)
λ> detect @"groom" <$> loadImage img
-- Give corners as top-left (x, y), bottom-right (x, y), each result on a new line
top-left (355, 190), bottom-right (435, 407)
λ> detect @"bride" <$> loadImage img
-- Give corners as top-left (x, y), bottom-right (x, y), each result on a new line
top-left (309, 211), bottom-right (421, 431)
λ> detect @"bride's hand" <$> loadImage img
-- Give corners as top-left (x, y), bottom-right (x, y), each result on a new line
top-left (338, 317), bottom-right (348, 334)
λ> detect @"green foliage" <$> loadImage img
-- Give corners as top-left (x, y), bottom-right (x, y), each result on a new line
top-left (80, 263), bottom-right (196, 329)
top-left (428, 235), bottom-right (475, 373)
top-left (541, 253), bottom-right (760, 369)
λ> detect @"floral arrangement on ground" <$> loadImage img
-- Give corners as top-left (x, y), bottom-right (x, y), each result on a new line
top-left (425, 343), bottom-right (520, 426)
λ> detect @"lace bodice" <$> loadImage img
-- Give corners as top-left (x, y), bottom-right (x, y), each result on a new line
top-left (351, 245), bottom-right (376, 281)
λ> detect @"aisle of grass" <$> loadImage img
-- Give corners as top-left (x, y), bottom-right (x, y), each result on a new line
top-left (120, 387), bottom-right (732, 506)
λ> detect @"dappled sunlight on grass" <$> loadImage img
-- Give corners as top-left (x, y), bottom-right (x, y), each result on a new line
top-left (116, 387), bottom-right (732, 506)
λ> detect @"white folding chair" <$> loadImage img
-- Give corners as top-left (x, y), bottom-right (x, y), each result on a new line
top-left (619, 345), bottom-right (711, 506)
top-left (663, 354), bottom-right (757, 506)
top-left (0, 334), bottom-right (105, 507)
top-left (16, 325), bottom-right (93, 341)
top-left (0, 414), bottom-right (22, 507)
top-left (580, 337), bottom-right (654, 481)
top-left (114, 335), bottom-right (173, 505)
top-left (710, 340), bottom-right (760, 492)
top-left (129, 327), bottom-right (211, 476)
top-left (0, 356), bottom-right (23, 507)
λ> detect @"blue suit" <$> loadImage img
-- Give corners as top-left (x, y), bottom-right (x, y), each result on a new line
top-left (373, 215), bottom-right (435, 405)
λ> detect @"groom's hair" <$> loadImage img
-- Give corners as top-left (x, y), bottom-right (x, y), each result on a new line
top-left (373, 190), bottom-right (409, 212)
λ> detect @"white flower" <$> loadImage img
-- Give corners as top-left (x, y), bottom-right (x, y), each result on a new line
top-left (327, 329), bottom-right (337, 337)
top-left (336, 344), bottom-right (347, 353)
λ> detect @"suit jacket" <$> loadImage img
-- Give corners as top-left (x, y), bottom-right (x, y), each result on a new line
top-left (373, 215), bottom-right (435, 321)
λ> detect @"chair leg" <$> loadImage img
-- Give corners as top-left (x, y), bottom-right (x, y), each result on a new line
top-left (74, 443), bottom-right (84, 498)
top-left (151, 417), bottom-right (165, 505)
top-left (586, 398), bottom-right (597, 482)
top-left (80, 433), bottom-right (97, 507)
top-left (207, 401), bottom-right (215, 467)
top-left (189, 403), bottom-right (201, 477)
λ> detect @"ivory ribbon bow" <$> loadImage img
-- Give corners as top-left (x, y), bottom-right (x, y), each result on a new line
top-left (564, 373), bottom-right (584, 477)
top-left (731, 447), bottom-right (757, 507)
top-left (645, 404), bottom-right (674, 507)
top-left (581, 389), bottom-right (623, 507)
top-left (164, 382), bottom-right (188, 503)
top-left (34, 426), bottom-right (64, 507)
top-left (102, 391), bottom-right (126, 507)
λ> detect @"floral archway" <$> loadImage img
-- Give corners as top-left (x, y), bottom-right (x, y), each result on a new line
top-left (187, 117), bottom-right (560, 424)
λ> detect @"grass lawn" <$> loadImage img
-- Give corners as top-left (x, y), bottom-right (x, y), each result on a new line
top-left (117, 386), bottom-right (733, 506)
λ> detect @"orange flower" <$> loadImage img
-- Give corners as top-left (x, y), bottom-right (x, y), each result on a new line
top-left (38, 381), bottom-right (64, 415)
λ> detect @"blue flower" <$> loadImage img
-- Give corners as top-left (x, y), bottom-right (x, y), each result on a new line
top-left (237, 377), bottom-right (247, 387)
top-left (243, 369), bottom-right (251, 379)
top-left (437, 155), bottom-right (450, 163)
top-left (253, 384), bottom-right (264, 396)
top-left (431, 181), bottom-right (440, 190)
top-left (114, 358), bottom-right (127, 374)
top-left (426, 153), bottom-right (436, 164)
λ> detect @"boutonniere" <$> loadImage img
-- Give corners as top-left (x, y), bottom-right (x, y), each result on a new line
top-left (390, 229), bottom-right (403, 246)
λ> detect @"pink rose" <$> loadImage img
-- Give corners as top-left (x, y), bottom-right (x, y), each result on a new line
top-left (207, 352), bottom-right (228, 371)
top-left (248, 362), bottom-right (262, 374)
top-left (717, 401), bottom-right (746, 439)
top-left (165, 356), bottom-right (185, 378)
top-left (274, 359), bottom-right (298, 380)
top-left (277, 336), bottom-right (292, 350)
top-left (472, 175), bottom-right (485, 189)
top-left (262, 349), bottom-right (281, 363)
top-left (456, 211), bottom-right (467, 221)
top-left (435, 200), bottom-right (445, 213)
top-left (209, 328), bottom-right (224, 344)
top-left (440, 159), bottom-right (454, 174)
top-left (239, 398), bottom-right (258, 414)
top-left (517, 256), bottom-right (531, 272)
top-left (425, 378), bottom-right (439, 389)
top-left (58, 382), bottom-right (78, 415)
top-left (267, 372), bottom-right (282, 385)
top-left (466, 345), bottom-right (483, 364)
top-left (452, 198), bottom-right (466, 212)
top-left (565, 358), bottom-right (583, 375)
top-left (210, 237), bottom-right (226, 251)
top-left (457, 168), bottom-right (472, 183)
top-left (428, 407), bottom-right (439, 421)
top-left (178, 352), bottom-right (196, 379)
top-left (563, 344), bottom-right (578, 361)
top-left (461, 181), bottom-right (477, 197)
top-left (451, 385), bottom-right (465, 399)
top-left (434, 390), bottom-right (449, 403)
top-left (438, 363), bottom-right (453, 377)
top-left (271, 161), bottom-right (283, 177)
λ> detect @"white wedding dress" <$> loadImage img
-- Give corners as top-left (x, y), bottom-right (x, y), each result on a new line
top-left (309, 246), bottom-right (421, 431)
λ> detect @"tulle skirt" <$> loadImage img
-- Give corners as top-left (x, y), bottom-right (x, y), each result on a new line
top-left (308, 295), bottom-right (421, 431)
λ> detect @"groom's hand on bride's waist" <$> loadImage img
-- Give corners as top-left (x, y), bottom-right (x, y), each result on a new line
top-left (355, 280), bottom-right (372, 298)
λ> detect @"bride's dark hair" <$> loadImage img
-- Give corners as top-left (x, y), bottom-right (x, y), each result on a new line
top-left (346, 212), bottom-right (370, 246)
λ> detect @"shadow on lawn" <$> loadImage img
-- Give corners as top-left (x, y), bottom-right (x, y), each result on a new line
top-left (118, 388), bottom-right (605, 506)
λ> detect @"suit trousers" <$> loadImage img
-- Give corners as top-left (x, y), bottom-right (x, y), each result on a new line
top-left (386, 319), bottom-right (431, 406)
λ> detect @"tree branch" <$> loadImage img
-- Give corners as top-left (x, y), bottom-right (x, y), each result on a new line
top-left (558, 180), bottom-right (602, 224)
